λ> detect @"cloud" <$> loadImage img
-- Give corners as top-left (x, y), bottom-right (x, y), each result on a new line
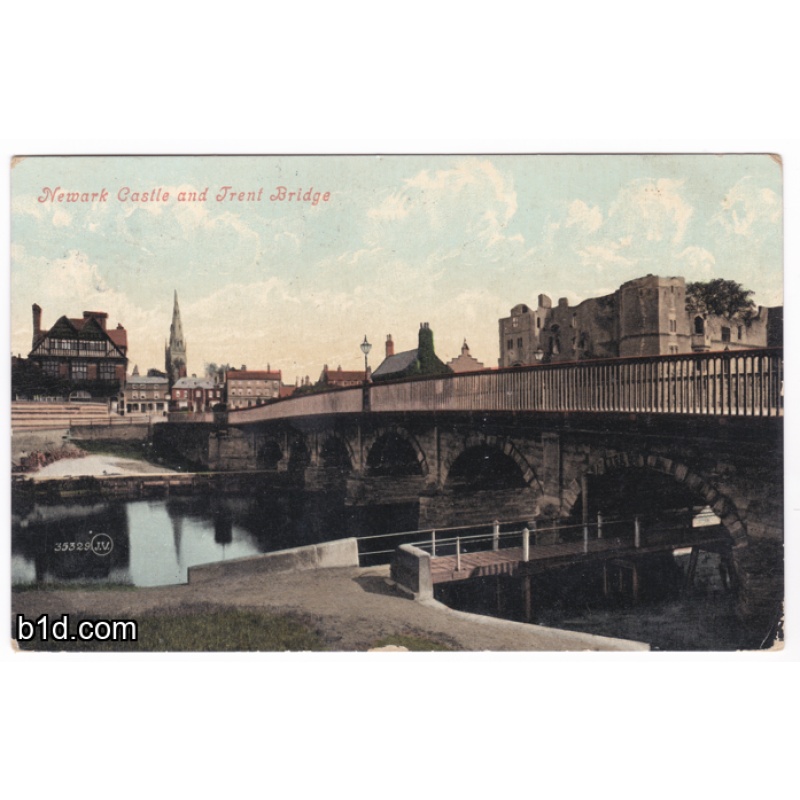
top-left (713, 177), bottom-right (782, 236)
top-left (364, 158), bottom-right (522, 254)
top-left (577, 241), bottom-right (634, 271)
top-left (608, 178), bottom-right (693, 244)
top-left (565, 199), bottom-right (603, 233)
top-left (677, 245), bottom-right (716, 277)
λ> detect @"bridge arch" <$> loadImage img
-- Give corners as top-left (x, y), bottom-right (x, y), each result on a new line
top-left (365, 427), bottom-right (428, 477)
top-left (319, 435), bottom-right (353, 472)
top-left (562, 451), bottom-right (747, 547)
top-left (441, 435), bottom-right (540, 492)
top-left (256, 438), bottom-right (283, 470)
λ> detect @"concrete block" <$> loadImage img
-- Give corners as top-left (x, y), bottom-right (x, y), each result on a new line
top-left (390, 544), bottom-right (433, 600)
top-left (188, 537), bottom-right (360, 584)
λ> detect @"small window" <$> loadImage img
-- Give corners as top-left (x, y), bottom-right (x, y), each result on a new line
top-left (536, 318), bottom-right (541, 329)
top-left (721, 327), bottom-right (731, 343)
top-left (512, 317), bottom-right (519, 328)
top-left (737, 326), bottom-right (743, 340)
top-left (507, 339), bottom-right (513, 351)
top-left (694, 316), bottom-right (705, 335)
top-left (669, 319), bottom-right (677, 332)
top-left (517, 337), bottom-right (523, 349)
top-left (71, 361), bottom-right (88, 380)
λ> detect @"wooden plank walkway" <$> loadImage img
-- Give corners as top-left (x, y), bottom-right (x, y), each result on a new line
top-left (429, 528), bottom-right (730, 585)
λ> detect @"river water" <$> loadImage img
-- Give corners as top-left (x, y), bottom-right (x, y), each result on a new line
top-left (11, 488), bottom-right (773, 650)
top-left (11, 492), bottom-right (338, 588)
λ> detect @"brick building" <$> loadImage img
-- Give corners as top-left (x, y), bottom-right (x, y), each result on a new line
top-left (225, 368), bottom-right (282, 409)
top-left (318, 365), bottom-right (368, 388)
top-left (26, 304), bottom-right (128, 397)
top-left (446, 340), bottom-right (486, 373)
top-left (372, 324), bottom-right (452, 382)
top-left (499, 275), bottom-right (781, 367)
top-left (170, 376), bottom-right (223, 413)
top-left (123, 368), bottom-right (169, 415)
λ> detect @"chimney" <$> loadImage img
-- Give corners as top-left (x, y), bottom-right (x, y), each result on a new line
top-left (32, 304), bottom-right (42, 347)
top-left (83, 311), bottom-right (108, 330)
top-left (386, 334), bottom-right (394, 357)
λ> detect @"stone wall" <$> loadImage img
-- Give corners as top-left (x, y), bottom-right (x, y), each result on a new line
top-left (69, 424), bottom-right (151, 442)
top-left (152, 422), bottom-right (216, 468)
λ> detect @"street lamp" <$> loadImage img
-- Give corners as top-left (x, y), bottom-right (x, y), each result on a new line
top-left (360, 335), bottom-right (372, 374)
top-left (534, 347), bottom-right (544, 362)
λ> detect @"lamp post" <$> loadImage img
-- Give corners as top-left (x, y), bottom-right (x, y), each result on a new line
top-left (534, 347), bottom-right (544, 362)
top-left (360, 335), bottom-right (372, 375)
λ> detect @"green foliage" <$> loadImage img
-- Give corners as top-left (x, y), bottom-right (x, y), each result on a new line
top-left (686, 279), bottom-right (756, 321)
top-left (204, 362), bottom-right (231, 381)
top-left (415, 325), bottom-right (453, 377)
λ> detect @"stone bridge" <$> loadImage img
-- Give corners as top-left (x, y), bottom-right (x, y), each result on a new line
top-left (154, 349), bottom-right (783, 630)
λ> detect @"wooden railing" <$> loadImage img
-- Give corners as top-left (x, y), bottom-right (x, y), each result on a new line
top-left (229, 348), bottom-right (783, 423)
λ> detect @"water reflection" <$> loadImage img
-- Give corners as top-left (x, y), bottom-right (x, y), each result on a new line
top-left (11, 492), bottom-right (341, 587)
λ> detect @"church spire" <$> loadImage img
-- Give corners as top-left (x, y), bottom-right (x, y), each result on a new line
top-left (165, 290), bottom-right (187, 386)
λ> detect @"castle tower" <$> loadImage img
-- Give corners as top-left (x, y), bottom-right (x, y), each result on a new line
top-left (165, 290), bottom-right (187, 386)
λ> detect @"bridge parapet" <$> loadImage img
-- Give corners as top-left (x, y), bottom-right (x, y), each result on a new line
top-left (230, 387), bottom-right (362, 424)
top-left (228, 349), bottom-right (783, 424)
top-left (369, 348), bottom-right (783, 417)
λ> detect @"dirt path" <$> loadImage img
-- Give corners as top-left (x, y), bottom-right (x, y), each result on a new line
top-left (10, 565), bottom-right (648, 652)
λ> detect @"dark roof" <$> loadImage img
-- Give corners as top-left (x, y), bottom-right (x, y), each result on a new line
top-left (227, 370), bottom-right (282, 381)
top-left (31, 313), bottom-right (127, 355)
top-left (322, 367), bottom-right (367, 383)
top-left (126, 375), bottom-right (168, 385)
top-left (173, 377), bottom-right (217, 390)
top-left (372, 348), bottom-right (418, 379)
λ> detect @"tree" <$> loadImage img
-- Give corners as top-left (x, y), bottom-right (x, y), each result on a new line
top-left (685, 279), bottom-right (756, 321)
top-left (204, 362), bottom-right (231, 382)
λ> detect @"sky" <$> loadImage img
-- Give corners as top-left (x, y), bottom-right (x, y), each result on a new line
top-left (10, 154), bottom-right (783, 382)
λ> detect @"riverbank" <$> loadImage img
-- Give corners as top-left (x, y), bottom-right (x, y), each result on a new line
top-left (10, 563), bottom-right (648, 652)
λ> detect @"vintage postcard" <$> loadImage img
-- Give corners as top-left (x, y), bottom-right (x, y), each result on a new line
top-left (9, 154), bottom-right (784, 652)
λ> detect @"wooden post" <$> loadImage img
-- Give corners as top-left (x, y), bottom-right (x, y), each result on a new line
top-left (493, 519), bottom-right (500, 551)
top-left (431, 529), bottom-right (436, 558)
top-left (522, 574), bottom-right (532, 623)
top-left (522, 527), bottom-right (530, 562)
top-left (597, 511), bottom-right (603, 539)
top-left (456, 536), bottom-right (461, 572)
top-left (634, 515), bottom-right (641, 548)
top-left (685, 546), bottom-right (699, 590)
top-left (581, 474), bottom-right (589, 547)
